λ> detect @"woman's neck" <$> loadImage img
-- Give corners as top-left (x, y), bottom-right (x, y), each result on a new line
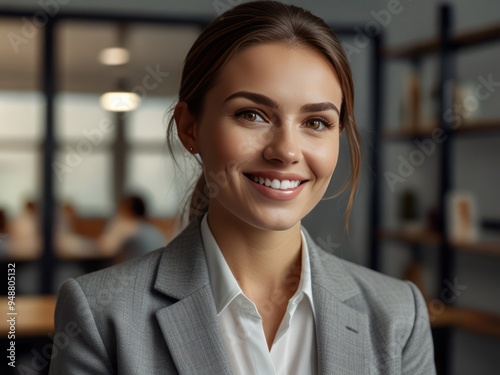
top-left (206, 206), bottom-right (303, 298)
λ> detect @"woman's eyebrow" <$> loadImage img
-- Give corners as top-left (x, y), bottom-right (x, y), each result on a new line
top-left (224, 90), bottom-right (340, 116)
top-left (301, 102), bottom-right (340, 116)
top-left (224, 91), bottom-right (279, 108)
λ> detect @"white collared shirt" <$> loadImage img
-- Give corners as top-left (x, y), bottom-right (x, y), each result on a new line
top-left (201, 214), bottom-right (317, 375)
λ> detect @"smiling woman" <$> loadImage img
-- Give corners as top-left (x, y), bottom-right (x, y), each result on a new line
top-left (49, 2), bottom-right (436, 375)
top-left (175, 42), bottom-right (343, 234)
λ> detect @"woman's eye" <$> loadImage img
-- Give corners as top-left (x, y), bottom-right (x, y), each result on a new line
top-left (305, 118), bottom-right (330, 131)
top-left (237, 110), bottom-right (265, 123)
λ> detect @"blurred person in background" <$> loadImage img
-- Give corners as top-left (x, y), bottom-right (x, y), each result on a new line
top-left (55, 202), bottom-right (97, 258)
top-left (98, 194), bottom-right (167, 262)
top-left (7, 200), bottom-right (41, 259)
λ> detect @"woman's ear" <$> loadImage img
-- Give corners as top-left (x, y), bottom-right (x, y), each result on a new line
top-left (174, 102), bottom-right (198, 153)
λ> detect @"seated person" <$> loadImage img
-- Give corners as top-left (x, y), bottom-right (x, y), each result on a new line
top-left (6, 201), bottom-right (41, 259)
top-left (55, 202), bottom-right (97, 258)
top-left (98, 195), bottom-right (167, 261)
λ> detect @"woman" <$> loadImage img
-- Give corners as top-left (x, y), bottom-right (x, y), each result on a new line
top-left (50, 2), bottom-right (435, 374)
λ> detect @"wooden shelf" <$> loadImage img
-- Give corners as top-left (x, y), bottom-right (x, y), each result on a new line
top-left (452, 240), bottom-right (500, 257)
top-left (430, 305), bottom-right (500, 338)
top-left (384, 120), bottom-right (500, 140)
top-left (458, 119), bottom-right (500, 134)
top-left (379, 230), bottom-right (500, 256)
top-left (405, 265), bottom-right (500, 339)
top-left (383, 127), bottom-right (437, 139)
top-left (384, 23), bottom-right (500, 59)
top-left (378, 229), bottom-right (442, 246)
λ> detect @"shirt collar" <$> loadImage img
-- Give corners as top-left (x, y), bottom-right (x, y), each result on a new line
top-left (200, 213), bottom-right (314, 316)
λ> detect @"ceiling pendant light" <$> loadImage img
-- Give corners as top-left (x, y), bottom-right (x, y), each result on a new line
top-left (100, 91), bottom-right (140, 112)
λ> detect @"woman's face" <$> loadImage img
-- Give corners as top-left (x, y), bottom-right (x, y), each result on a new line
top-left (194, 42), bottom-right (343, 231)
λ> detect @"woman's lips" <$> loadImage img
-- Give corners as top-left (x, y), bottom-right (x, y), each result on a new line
top-left (244, 173), bottom-right (302, 190)
top-left (244, 173), bottom-right (307, 200)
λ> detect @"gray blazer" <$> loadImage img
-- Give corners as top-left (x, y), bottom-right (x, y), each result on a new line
top-left (49, 218), bottom-right (436, 374)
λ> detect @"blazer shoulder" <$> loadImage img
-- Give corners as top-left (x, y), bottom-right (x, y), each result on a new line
top-left (74, 246), bottom-right (165, 296)
top-left (342, 258), bottom-right (412, 297)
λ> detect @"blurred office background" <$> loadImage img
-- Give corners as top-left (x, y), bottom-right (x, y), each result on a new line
top-left (1, 0), bottom-right (499, 374)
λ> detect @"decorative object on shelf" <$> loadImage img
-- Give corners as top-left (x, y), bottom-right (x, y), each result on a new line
top-left (426, 205), bottom-right (441, 233)
top-left (420, 77), bottom-right (436, 130)
top-left (400, 70), bottom-right (421, 131)
top-left (446, 192), bottom-right (479, 243)
top-left (399, 189), bottom-right (423, 232)
top-left (454, 81), bottom-right (483, 125)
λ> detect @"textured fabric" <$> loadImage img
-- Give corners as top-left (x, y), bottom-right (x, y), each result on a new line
top-left (200, 214), bottom-right (317, 374)
top-left (49, 217), bottom-right (436, 375)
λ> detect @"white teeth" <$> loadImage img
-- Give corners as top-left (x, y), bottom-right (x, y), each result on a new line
top-left (281, 180), bottom-right (290, 189)
top-left (249, 175), bottom-right (301, 190)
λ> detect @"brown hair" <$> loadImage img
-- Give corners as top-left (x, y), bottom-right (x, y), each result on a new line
top-left (167, 0), bottom-right (361, 226)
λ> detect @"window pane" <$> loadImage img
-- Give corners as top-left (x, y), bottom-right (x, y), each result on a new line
top-left (55, 151), bottom-right (113, 216)
top-left (0, 92), bottom-right (44, 141)
top-left (127, 96), bottom-right (174, 142)
top-left (0, 18), bottom-right (43, 262)
top-left (56, 93), bottom-right (115, 144)
top-left (126, 153), bottom-right (199, 217)
top-left (0, 151), bottom-right (39, 217)
top-left (0, 18), bottom-right (40, 91)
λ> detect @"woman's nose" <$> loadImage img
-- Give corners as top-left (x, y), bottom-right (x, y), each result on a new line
top-left (262, 126), bottom-right (302, 165)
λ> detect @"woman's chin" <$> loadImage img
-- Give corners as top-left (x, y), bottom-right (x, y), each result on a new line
top-left (240, 212), bottom-right (303, 233)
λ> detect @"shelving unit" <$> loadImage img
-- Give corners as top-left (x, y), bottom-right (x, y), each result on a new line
top-left (379, 230), bottom-right (500, 257)
top-left (383, 23), bottom-right (500, 59)
top-left (370, 5), bottom-right (500, 375)
top-left (384, 120), bottom-right (500, 139)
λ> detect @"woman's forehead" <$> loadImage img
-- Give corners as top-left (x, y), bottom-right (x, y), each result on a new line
top-left (209, 43), bottom-right (343, 108)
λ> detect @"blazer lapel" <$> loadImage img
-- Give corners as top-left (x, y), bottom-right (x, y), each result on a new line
top-left (153, 218), bottom-right (232, 375)
top-left (305, 229), bottom-right (371, 375)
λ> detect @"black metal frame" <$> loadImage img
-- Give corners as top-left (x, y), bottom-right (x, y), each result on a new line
top-left (369, 33), bottom-right (384, 272)
top-left (435, 6), bottom-right (455, 375)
